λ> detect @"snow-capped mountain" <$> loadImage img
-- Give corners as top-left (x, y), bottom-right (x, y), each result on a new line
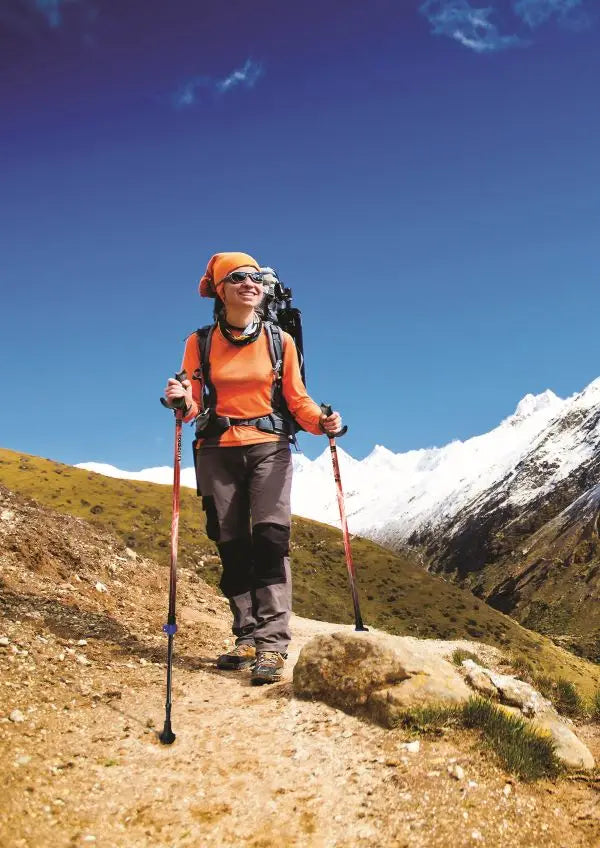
top-left (78, 382), bottom-right (595, 545)
top-left (75, 461), bottom-right (199, 491)
top-left (290, 387), bottom-right (570, 542)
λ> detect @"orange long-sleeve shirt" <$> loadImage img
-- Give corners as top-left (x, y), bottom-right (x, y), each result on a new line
top-left (180, 323), bottom-right (323, 446)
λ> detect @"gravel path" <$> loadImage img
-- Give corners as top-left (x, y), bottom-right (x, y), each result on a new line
top-left (1, 487), bottom-right (599, 847)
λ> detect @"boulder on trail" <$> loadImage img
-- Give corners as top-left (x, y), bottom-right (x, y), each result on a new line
top-left (292, 630), bottom-right (471, 723)
top-left (293, 631), bottom-right (595, 770)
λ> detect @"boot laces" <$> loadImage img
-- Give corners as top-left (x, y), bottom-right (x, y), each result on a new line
top-left (256, 651), bottom-right (283, 667)
top-left (230, 644), bottom-right (254, 656)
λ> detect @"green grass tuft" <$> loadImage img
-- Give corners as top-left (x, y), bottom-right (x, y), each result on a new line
top-left (510, 654), bottom-right (535, 679)
top-left (590, 689), bottom-right (600, 722)
top-left (462, 697), bottom-right (562, 782)
top-left (522, 673), bottom-right (585, 720)
top-left (451, 649), bottom-right (485, 667)
top-left (394, 704), bottom-right (463, 732)
top-left (553, 679), bottom-right (585, 719)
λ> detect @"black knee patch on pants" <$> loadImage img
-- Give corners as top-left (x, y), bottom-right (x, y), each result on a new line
top-left (252, 522), bottom-right (289, 588)
top-left (218, 536), bottom-right (253, 598)
top-left (202, 496), bottom-right (220, 542)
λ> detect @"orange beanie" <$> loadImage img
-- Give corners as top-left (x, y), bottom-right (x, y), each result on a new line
top-left (198, 252), bottom-right (260, 299)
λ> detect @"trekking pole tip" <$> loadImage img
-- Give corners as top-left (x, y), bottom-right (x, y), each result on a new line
top-left (355, 624), bottom-right (369, 632)
top-left (158, 721), bottom-right (176, 745)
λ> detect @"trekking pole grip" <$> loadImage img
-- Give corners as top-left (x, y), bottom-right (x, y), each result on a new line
top-left (160, 370), bottom-right (188, 411)
top-left (320, 403), bottom-right (348, 438)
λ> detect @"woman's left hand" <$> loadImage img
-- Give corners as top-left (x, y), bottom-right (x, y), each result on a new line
top-left (320, 410), bottom-right (342, 436)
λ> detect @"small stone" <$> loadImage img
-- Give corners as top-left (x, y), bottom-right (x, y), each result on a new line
top-left (77, 639), bottom-right (88, 646)
top-left (464, 664), bottom-right (498, 698)
top-left (468, 780), bottom-right (478, 789)
top-left (0, 637), bottom-right (9, 647)
top-left (401, 740), bottom-right (420, 754)
top-left (471, 830), bottom-right (482, 841)
top-left (125, 547), bottom-right (137, 560)
top-left (95, 582), bottom-right (107, 593)
top-left (503, 784), bottom-right (512, 797)
top-left (15, 754), bottom-right (31, 766)
top-left (9, 709), bottom-right (25, 723)
top-left (76, 654), bottom-right (92, 666)
top-left (448, 764), bottom-right (465, 780)
top-left (341, 730), bottom-right (354, 738)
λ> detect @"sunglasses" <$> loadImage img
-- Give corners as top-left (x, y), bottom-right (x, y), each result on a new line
top-left (222, 271), bottom-right (265, 285)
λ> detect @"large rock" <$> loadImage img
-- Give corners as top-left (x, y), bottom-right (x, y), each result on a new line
top-left (293, 631), bottom-right (596, 771)
top-left (462, 661), bottom-right (550, 716)
top-left (369, 671), bottom-right (472, 728)
top-left (462, 660), bottom-right (595, 770)
top-left (532, 714), bottom-right (595, 770)
top-left (464, 664), bottom-right (498, 698)
top-left (293, 631), bottom-right (471, 723)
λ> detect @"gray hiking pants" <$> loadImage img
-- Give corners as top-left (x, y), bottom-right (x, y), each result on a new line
top-left (196, 441), bottom-right (293, 653)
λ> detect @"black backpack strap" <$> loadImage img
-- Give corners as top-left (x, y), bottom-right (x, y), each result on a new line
top-left (196, 324), bottom-right (217, 410)
top-left (264, 322), bottom-right (284, 409)
top-left (264, 322), bottom-right (303, 445)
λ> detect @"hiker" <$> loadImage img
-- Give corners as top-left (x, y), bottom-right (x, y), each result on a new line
top-left (163, 251), bottom-right (342, 684)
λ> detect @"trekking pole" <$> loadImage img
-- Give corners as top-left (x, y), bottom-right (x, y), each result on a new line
top-left (320, 403), bottom-right (368, 632)
top-left (158, 369), bottom-right (187, 745)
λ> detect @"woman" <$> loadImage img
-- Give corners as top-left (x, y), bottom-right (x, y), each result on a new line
top-left (163, 251), bottom-right (342, 685)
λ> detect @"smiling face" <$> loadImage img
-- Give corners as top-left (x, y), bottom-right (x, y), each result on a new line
top-left (221, 265), bottom-right (265, 314)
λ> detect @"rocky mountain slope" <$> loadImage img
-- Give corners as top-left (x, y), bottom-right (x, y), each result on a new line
top-left (2, 485), bottom-right (600, 847)
top-left (413, 381), bottom-right (600, 659)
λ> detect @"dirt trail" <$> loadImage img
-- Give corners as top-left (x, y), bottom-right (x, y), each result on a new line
top-left (1, 488), bottom-right (600, 847)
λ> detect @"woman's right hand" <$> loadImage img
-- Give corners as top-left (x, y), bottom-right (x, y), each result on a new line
top-left (164, 377), bottom-right (193, 411)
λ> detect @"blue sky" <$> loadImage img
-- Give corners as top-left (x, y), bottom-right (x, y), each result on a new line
top-left (1, 0), bottom-right (599, 467)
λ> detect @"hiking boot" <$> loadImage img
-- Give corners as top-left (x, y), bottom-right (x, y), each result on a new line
top-left (216, 643), bottom-right (256, 670)
top-left (251, 651), bottom-right (287, 685)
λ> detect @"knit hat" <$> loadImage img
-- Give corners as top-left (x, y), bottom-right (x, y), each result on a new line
top-left (198, 252), bottom-right (260, 300)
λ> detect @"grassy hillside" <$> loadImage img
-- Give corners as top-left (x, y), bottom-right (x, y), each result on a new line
top-left (2, 446), bottom-right (600, 695)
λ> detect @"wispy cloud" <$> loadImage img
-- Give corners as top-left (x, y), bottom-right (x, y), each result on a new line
top-left (216, 59), bottom-right (264, 93)
top-left (419, 0), bottom-right (524, 52)
top-left (420, 0), bottom-right (593, 51)
top-left (0, 0), bottom-right (100, 43)
top-left (31, 0), bottom-right (96, 29)
top-left (35, 0), bottom-right (64, 28)
top-left (513, 0), bottom-right (588, 29)
top-left (173, 59), bottom-right (264, 109)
